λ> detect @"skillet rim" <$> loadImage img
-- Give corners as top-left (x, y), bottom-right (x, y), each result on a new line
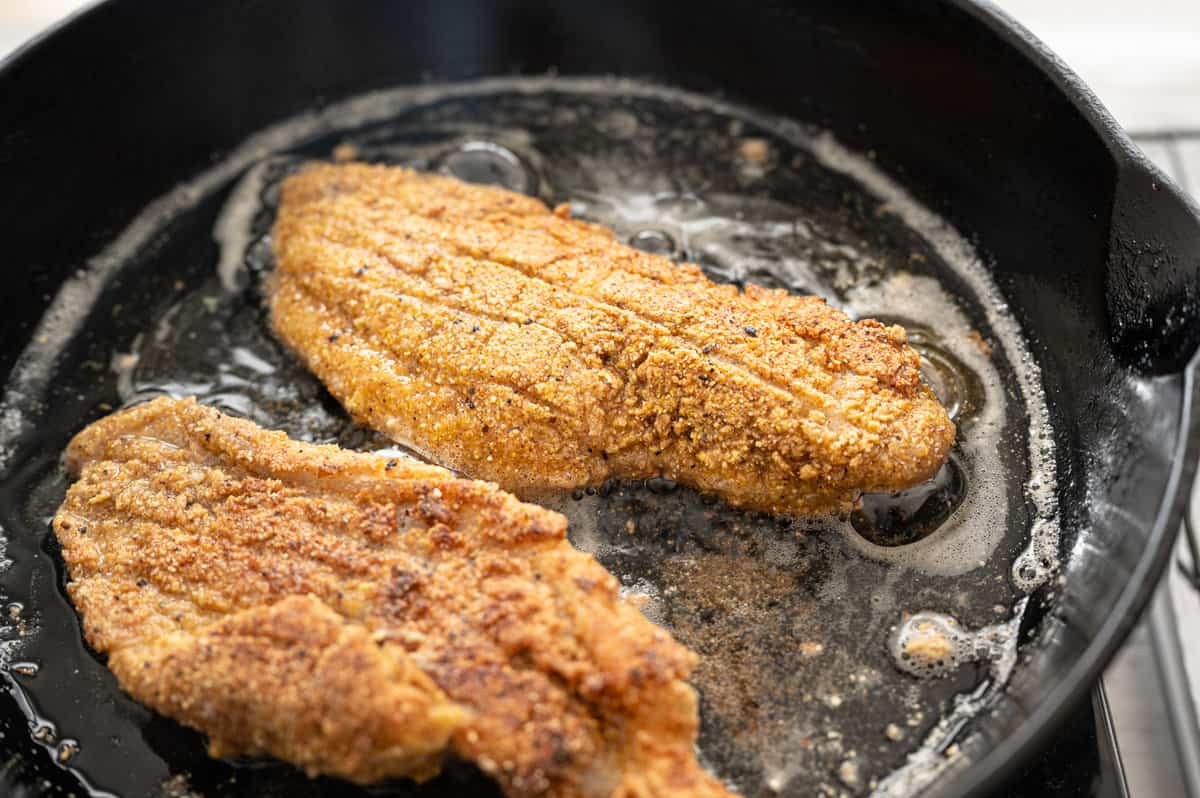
top-left (933, 5), bottom-right (1199, 797)
top-left (0, 1), bottom-right (1197, 796)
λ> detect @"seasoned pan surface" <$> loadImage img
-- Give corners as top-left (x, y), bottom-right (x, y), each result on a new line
top-left (0, 78), bottom-right (1078, 797)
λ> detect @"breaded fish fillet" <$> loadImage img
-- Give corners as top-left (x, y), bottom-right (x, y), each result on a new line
top-left (53, 397), bottom-right (731, 798)
top-left (269, 163), bottom-right (954, 515)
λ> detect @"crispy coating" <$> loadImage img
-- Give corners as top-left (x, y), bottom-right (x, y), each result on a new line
top-left (269, 163), bottom-right (955, 515)
top-left (54, 398), bottom-right (731, 797)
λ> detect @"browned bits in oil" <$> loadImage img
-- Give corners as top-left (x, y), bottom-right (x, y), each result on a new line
top-left (10, 661), bottom-right (39, 677)
top-left (56, 739), bottom-right (80, 762)
top-left (967, 329), bottom-right (993, 357)
top-left (737, 138), bottom-right (770, 165)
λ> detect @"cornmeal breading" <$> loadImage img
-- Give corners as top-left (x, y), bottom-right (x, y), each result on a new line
top-left (269, 163), bottom-right (954, 515)
top-left (54, 398), bottom-right (731, 797)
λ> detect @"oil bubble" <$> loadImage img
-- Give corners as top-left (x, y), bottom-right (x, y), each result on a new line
top-left (915, 343), bottom-right (972, 422)
top-left (889, 610), bottom-right (1018, 680)
top-left (890, 613), bottom-right (966, 679)
top-left (10, 661), bottom-right (38, 677)
top-left (851, 456), bottom-right (967, 547)
top-left (629, 229), bottom-right (678, 258)
top-left (440, 141), bottom-right (535, 195)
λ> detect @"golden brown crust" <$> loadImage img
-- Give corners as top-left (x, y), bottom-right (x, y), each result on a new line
top-left (268, 163), bottom-right (955, 515)
top-left (55, 398), bottom-right (731, 797)
top-left (112, 595), bottom-right (462, 783)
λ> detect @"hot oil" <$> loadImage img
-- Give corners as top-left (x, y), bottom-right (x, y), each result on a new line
top-left (0, 79), bottom-right (1059, 797)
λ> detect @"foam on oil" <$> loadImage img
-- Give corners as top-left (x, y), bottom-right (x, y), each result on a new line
top-left (807, 133), bottom-right (1060, 592)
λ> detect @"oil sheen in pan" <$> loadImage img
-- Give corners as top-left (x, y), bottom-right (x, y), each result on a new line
top-left (0, 78), bottom-right (1059, 798)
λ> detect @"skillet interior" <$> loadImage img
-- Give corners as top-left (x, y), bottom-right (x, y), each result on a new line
top-left (0, 2), bottom-right (1198, 797)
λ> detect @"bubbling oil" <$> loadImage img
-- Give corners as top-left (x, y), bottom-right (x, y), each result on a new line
top-left (0, 78), bottom-right (1060, 798)
top-left (890, 611), bottom-right (1019, 681)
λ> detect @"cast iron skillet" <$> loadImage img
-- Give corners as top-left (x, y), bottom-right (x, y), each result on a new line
top-left (0, 1), bottom-right (1198, 797)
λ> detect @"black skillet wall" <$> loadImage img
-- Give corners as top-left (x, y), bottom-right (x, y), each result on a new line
top-left (1, 1), bottom-right (1194, 796)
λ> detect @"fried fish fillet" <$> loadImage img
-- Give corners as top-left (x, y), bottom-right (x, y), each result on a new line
top-left (53, 397), bottom-right (731, 798)
top-left (269, 163), bottom-right (954, 515)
